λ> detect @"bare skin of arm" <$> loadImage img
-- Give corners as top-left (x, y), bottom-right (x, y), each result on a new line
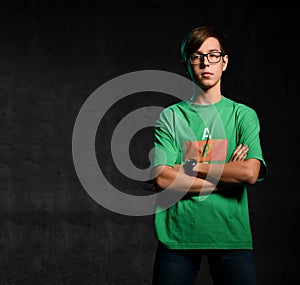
top-left (153, 144), bottom-right (251, 194)
top-left (175, 144), bottom-right (260, 185)
top-left (195, 144), bottom-right (261, 185)
top-left (195, 158), bottom-right (261, 184)
top-left (152, 165), bottom-right (217, 194)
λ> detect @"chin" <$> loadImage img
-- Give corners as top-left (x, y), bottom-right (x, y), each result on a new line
top-left (195, 81), bottom-right (209, 91)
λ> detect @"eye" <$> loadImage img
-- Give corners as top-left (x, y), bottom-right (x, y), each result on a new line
top-left (191, 54), bottom-right (201, 60)
top-left (209, 53), bottom-right (220, 58)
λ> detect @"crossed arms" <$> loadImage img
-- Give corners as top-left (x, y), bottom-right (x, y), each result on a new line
top-left (151, 144), bottom-right (261, 194)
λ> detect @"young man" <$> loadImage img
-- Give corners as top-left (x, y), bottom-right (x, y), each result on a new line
top-left (151, 26), bottom-right (268, 285)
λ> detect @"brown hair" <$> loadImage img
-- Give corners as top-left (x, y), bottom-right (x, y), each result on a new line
top-left (180, 26), bottom-right (228, 69)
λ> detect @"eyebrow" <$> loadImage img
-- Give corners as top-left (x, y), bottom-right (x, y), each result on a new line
top-left (195, 49), bottom-right (221, 54)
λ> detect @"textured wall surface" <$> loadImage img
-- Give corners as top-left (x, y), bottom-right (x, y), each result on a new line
top-left (0, 0), bottom-right (299, 284)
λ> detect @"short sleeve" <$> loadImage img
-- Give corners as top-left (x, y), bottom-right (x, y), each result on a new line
top-left (151, 108), bottom-right (179, 168)
top-left (237, 106), bottom-right (268, 182)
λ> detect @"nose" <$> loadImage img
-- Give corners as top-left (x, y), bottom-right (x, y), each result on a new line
top-left (203, 54), bottom-right (210, 64)
top-left (200, 55), bottom-right (210, 68)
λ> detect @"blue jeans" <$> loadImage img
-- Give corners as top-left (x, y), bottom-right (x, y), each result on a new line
top-left (152, 243), bottom-right (256, 285)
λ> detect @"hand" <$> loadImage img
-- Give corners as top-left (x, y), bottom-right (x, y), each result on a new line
top-left (230, 144), bottom-right (248, 162)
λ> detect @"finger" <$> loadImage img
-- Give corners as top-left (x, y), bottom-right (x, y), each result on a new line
top-left (239, 145), bottom-right (248, 155)
top-left (235, 146), bottom-right (249, 161)
top-left (231, 145), bottom-right (248, 161)
top-left (231, 144), bottom-right (242, 158)
top-left (237, 145), bottom-right (248, 155)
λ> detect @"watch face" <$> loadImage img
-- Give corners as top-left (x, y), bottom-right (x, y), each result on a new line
top-left (184, 158), bottom-right (197, 176)
top-left (186, 159), bottom-right (197, 166)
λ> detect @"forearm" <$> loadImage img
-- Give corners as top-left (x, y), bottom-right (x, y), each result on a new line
top-left (195, 159), bottom-right (261, 184)
top-left (152, 165), bottom-right (217, 194)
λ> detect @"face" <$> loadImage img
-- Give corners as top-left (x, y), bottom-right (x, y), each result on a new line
top-left (187, 37), bottom-right (228, 91)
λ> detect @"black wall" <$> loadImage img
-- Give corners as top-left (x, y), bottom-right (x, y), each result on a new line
top-left (0, 0), bottom-right (299, 284)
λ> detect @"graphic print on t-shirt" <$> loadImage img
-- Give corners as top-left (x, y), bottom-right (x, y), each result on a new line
top-left (184, 139), bottom-right (228, 163)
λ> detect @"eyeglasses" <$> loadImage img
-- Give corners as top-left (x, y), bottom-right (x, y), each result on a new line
top-left (189, 52), bottom-right (224, 65)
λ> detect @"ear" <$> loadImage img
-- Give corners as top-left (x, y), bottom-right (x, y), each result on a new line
top-left (222, 55), bottom-right (229, 71)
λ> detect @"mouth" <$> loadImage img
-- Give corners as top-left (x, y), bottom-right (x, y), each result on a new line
top-left (201, 72), bottom-right (213, 77)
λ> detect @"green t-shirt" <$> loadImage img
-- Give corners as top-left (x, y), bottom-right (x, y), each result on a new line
top-left (152, 96), bottom-right (268, 250)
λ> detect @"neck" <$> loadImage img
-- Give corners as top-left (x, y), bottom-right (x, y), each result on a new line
top-left (190, 89), bottom-right (222, 105)
top-left (190, 79), bottom-right (222, 105)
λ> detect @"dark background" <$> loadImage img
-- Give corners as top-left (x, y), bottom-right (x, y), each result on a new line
top-left (0, 0), bottom-right (299, 284)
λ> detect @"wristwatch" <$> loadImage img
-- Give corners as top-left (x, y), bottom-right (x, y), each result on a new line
top-left (183, 158), bottom-right (198, 176)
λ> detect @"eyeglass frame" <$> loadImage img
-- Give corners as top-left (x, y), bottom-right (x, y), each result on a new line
top-left (188, 51), bottom-right (225, 65)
